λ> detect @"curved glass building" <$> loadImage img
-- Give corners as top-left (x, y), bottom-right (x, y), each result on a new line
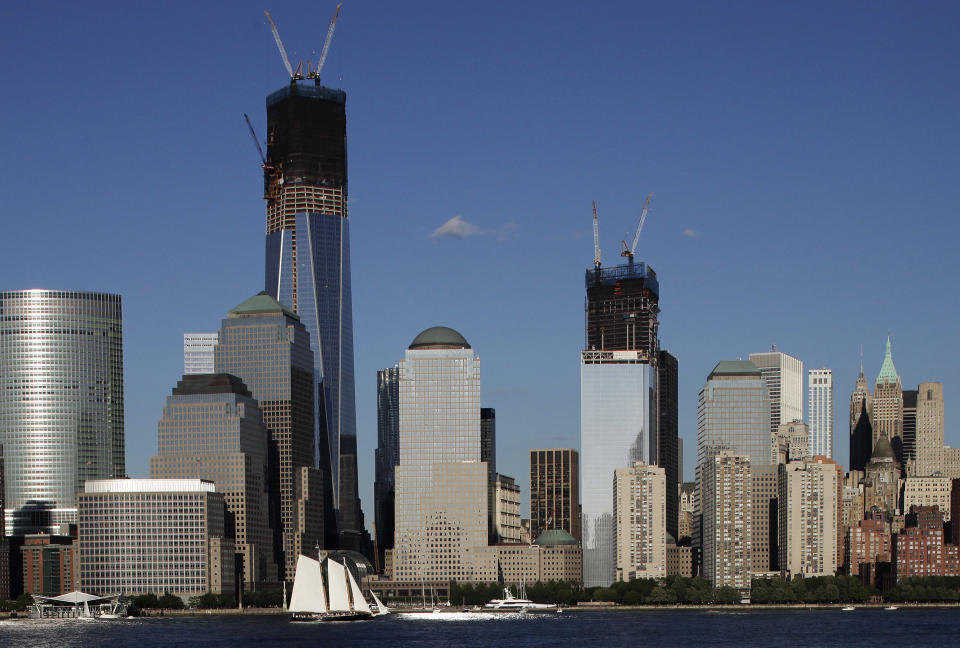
top-left (0, 290), bottom-right (124, 535)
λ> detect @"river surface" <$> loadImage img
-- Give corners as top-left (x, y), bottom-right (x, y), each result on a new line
top-left (0, 608), bottom-right (955, 647)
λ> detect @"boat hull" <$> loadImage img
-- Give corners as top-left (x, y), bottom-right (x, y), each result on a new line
top-left (323, 612), bottom-right (373, 622)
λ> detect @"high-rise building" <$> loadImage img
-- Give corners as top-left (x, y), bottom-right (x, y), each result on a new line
top-left (262, 79), bottom-right (359, 537)
top-left (849, 364), bottom-right (874, 473)
top-left (481, 408), bottom-right (497, 542)
top-left (0, 290), bottom-right (124, 536)
top-left (872, 337), bottom-right (904, 465)
top-left (697, 361), bottom-right (772, 470)
top-left (183, 333), bottom-right (218, 375)
top-left (658, 350), bottom-right (679, 541)
top-left (584, 262), bottom-right (659, 360)
top-left (150, 373), bottom-right (278, 587)
top-left (903, 476), bottom-right (951, 521)
top-left (494, 474), bottom-right (521, 544)
top-left (613, 462), bottom-right (666, 581)
top-left (771, 420), bottom-right (810, 465)
top-left (701, 451), bottom-right (752, 593)
top-left (392, 327), bottom-right (495, 582)
top-left (214, 292), bottom-right (324, 577)
top-left (846, 515), bottom-right (891, 577)
top-left (915, 383), bottom-right (944, 477)
top-left (863, 436), bottom-right (900, 521)
top-left (529, 448), bottom-right (580, 542)
top-left (78, 479), bottom-right (234, 600)
top-left (374, 365), bottom-right (399, 571)
top-left (778, 457), bottom-right (841, 578)
top-left (20, 534), bottom-right (77, 596)
top-left (748, 350), bottom-right (803, 437)
top-left (808, 368), bottom-right (833, 458)
top-left (902, 389), bottom-right (919, 470)
top-left (750, 465), bottom-right (779, 575)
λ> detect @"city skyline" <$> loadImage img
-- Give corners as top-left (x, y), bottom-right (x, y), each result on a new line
top-left (3, 2), bottom-right (960, 532)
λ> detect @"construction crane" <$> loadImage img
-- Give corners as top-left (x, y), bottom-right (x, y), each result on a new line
top-left (621, 193), bottom-right (653, 263)
top-left (314, 4), bottom-right (342, 80)
top-left (593, 200), bottom-right (602, 269)
top-left (264, 11), bottom-right (296, 79)
top-left (243, 113), bottom-right (267, 165)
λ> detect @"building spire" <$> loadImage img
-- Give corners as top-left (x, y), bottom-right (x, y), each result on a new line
top-left (859, 344), bottom-right (864, 377)
top-left (876, 335), bottom-right (899, 385)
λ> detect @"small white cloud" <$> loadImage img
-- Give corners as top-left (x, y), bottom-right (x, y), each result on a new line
top-left (682, 228), bottom-right (699, 238)
top-left (431, 215), bottom-right (481, 239)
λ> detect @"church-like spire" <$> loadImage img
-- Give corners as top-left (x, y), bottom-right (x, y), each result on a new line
top-left (876, 336), bottom-right (899, 385)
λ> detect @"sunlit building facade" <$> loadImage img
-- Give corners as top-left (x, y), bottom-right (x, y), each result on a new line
top-left (183, 333), bottom-right (218, 375)
top-left (808, 368), bottom-right (833, 458)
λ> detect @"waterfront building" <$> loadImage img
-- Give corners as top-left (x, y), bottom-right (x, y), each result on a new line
top-left (21, 534), bottom-right (77, 596)
top-left (150, 373), bottom-right (278, 587)
top-left (778, 457), bottom-right (841, 578)
top-left (183, 333), bottom-right (218, 375)
top-left (849, 366), bottom-right (874, 473)
top-left (392, 327), bottom-right (494, 582)
top-left (261, 78), bottom-right (360, 542)
top-left (701, 451), bottom-right (752, 593)
top-left (374, 365), bottom-right (399, 571)
top-left (494, 474), bottom-right (522, 544)
top-left (658, 350), bottom-right (680, 541)
top-left (0, 290), bottom-right (124, 536)
top-left (902, 476), bottom-right (951, 522)
top-left (915, 383), bottom-right (945, 477)
top-left (78, 479), bottom-right (234, 600)
top-left (750, 465), bottom-right (779, 575)
top-left (667, 539), bottom-right (693, 578)
top-left (530, 448), bottom-right (580, 542)
top-left (613, 462), bottom-right (666, 581)
top-left (214, 292), bottom-right (324, 576)
top-left (772, 420), bottom-right (810, 465)
top-left (808, 368), bottom-right (833, 458)
top-left (872, 337), bottom-right (904, 465)
top-left (845, 514), bottom-right (891, 577)
top-left (494, 530), bottom-right (582, 585)
top-left (893, 506), bottom-right (945, 580)
top-left (748, 350), bottom-right (803, 437)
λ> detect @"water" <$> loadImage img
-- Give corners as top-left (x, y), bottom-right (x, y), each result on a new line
top-left (0, 608), bottom-right (955, 647)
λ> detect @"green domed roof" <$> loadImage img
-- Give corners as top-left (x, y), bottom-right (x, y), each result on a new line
top-left (533, 529), bottom-right (578, 546)
top-left (228, 291), bottom-right (298, 320)
top-left (409, 326), bottom-right (470, 350)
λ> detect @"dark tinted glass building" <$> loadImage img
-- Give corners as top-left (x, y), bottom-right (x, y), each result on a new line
top-left (584, 263), bottom-right (660, 361)
top-left (374, 366), bottom-right (399, 570)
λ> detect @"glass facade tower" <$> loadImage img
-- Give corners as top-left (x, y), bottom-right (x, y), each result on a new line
top-left (697, 361), bottom-right (772, 470)
top-left (262, 81), bottom-right (358, 536)
top-left (373, 365), bottom-right (399, 570)
top-left (0, 290), bottom-right (124, 536)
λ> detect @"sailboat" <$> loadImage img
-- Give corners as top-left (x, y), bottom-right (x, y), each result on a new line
top-left (370, 591), bottom-right (390, 616)
top-left (289, 555), bottom-right (373, 622)
top-left (324, 558), bottom-right (373, 621)
top-left (289, 555), bottom-right (327, 622)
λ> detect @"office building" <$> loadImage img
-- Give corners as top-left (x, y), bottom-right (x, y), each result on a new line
top-left (751, 465), bottom-right (779, 575)
top-left (481, 408), bottom-right (497, 542)
top-left (658, 350), bottom-right (680, 541)
top-left (214, 292), bottom-right (324, 576)
top-left (893, 506), bottom-right (945, 580)
top-left (0, 290), bottom-right (124, 536)
top-left (21, 534), bottom-right (77, 596)
top-left (494, 530), bottom-right (582, 585)
top-left (846, 514), bottom-right (891, 577)
top-left (494, 474), bottom-right (522, 544)
top-left (808, 368), bottom-right (833, 458)
top-left (150, 373), bottom-right (278, 587)
top-left (902, 476), bottom-right (951, 522)
top-left (778, 457), bottom-right (841, 578)
top-left (698, 361), bottom-right (772, 469)
top-left (584, 262), bottom-right (659, 360)
top-left (613, 462), bottom-right (666, 581)
top-left (183, 333), bottom-right (218, 375)
top-left (849, 364), bottom-right (874, 473)
top-left (262, 79), bottom-right (359, 537)
top-left (872, 337), bottom-right (904, 464)
top-left (748, 350), bottom-right (803, 437)
top-left (529, 448), bottom-right (580, 542)
top-left (772, 420), bottom-right (810, 465)
top-left (392, 327), bottom-right (494, 582)
top-left (863, 437), bottom-right (901, 521)
top-left (701, 451), bottom-right (752, 593)
top-left (915, 383), bottom-right (945, 477)
top-left (78, 479), bottom-right (234, 600)
top-left (374, 365), bottom-right (400, 571)
top-left (678, 482), bottom-right (695, 540)
top-left (902, 389), bottom-right (919, 470)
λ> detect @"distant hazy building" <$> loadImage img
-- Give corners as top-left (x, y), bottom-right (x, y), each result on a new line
top-left (183, 333), bottom-right (218, 375)
top-left (915, 383), bottom-right (945, 477)
top-left (903, 476), bottom-right (951, 522)
top-left (658, 350), bottom-right (680, 541)
top-left (0, 290), bottom-right (125, 536)
top-left (494, 474), bottom-right (522, 544)
top-left (849, 365), bottom-right (874, 473)
top-left (678, 483), bottom-right (695, 540)
top-left (78, 479), bottom-right (234, 600)
top-left (21, 534), bottom-right (77, 596)
top-left (778, 457), bottom-right (841, 578)
top-left (772, 420), bottom-right (810, 465)
top-left (872, 337), bottom-right (904, 465)
top-left (393, 327), bottom-right (494, 582)
top-left (748, 350), bottom-right (803, 437)
top-left (529, 448), bottom-right (580, 542)
top-left (374, 366), bottom-right (400, 571)
top-left (808, 369), bottom-right (833, 458)
top-left (702, 451), bottom-right (752, 593)
top-left (150, 373), bottom-right (278, 587)
top-left (214, 292), bottom-right (324, 577)
top-left (614, 462), bottom-right (666, 581)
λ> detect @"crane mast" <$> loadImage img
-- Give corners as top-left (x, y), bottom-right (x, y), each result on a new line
top-left (264, 11), bottom-right (296, 79)
top-left (593, 200), bottom-right (601, 269)
top-left (315, 3), bottom-right (343, 79)
top-left (621, 193), bottom-right (652, 263)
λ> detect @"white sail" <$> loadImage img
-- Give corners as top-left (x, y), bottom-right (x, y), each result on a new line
top-left (347, 568), bottom-right (371, 615)
top-left (290, 555), bottom-right (327, 613)
top-left (326, 559), bottom-right (351, 612)
top-left (371, 591), bottom-right (389, 616)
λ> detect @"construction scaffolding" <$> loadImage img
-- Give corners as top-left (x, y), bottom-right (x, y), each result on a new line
top-left (584, 262), bottom-right (660, 361)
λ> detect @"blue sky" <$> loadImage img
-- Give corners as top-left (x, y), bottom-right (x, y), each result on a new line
top-left (3, 1), bottom-right (959, 530)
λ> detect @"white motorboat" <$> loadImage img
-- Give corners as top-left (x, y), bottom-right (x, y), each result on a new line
top-left (484, 588), bottom-right (557, 612)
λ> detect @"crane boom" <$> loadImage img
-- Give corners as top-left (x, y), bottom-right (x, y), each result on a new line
top-left (622, 193), bottom-right (652, 261)
top-left (265, 11), bottom-right (295, 78)
top-left (243, 113), bottom-right (266, 165)
top-left (314, 3), bottom-right (342, 78)
top-left (593, 200), bottom-right (601, 268)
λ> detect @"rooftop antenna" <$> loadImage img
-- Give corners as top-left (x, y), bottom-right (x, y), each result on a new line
top-left (264, 11), bottom-right (296, 79)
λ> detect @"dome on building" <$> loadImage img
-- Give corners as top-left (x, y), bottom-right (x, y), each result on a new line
top-left (533, 529), bottom-right (578, 546)
top-left (325, 550), bottom-right (374, 581)
top-left (871, 435), bottom-right (895, 461)
top-left (408, 326), bottom-right (470, 350)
